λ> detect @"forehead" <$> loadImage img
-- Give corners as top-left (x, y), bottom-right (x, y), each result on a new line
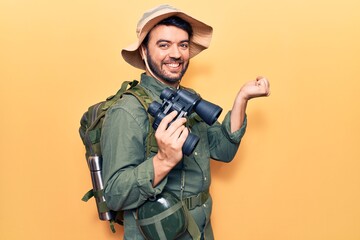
top-left (148, 25), bottom-right (189, 42)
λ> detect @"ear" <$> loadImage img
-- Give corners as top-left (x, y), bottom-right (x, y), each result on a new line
top-left (140, 45), bottom-right (147, 60)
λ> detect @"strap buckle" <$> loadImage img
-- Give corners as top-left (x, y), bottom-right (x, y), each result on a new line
top-left (184, 191), bottom-right (209, 210)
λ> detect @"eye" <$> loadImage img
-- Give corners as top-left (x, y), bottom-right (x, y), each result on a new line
top-left (179, 42), bottom-right (189, 49)
top-left (158, 42), bottom-right (170, 49)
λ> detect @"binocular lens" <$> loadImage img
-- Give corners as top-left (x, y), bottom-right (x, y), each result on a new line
top-left (182, 133), bottom-right (200, 156)
top-left (195, 99), bottom-right (222, 125)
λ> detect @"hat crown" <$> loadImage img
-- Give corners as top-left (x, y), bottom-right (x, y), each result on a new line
top-left (136, 4), bottom-right (180, 37)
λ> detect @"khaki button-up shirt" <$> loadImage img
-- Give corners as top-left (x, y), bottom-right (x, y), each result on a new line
top-left (101, 74), bottom-right (247, 239)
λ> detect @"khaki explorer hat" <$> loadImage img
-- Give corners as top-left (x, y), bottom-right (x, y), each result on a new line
top-left (121, 4), bottom-right (213, 70)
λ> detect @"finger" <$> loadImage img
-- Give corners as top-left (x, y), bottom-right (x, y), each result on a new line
top-left (177, 127), bottom-right (189, 144)
top-left (255, 77), bottom-right (265, 87)
top-left (157, 111), bottom-right (178, 132)
top-left (256, 76), bottom-right (264, 81)
top-left (258, 78), bottom-right (270, 93)
top-left (256, 79), bottom-right (265, 88)
top-left (262, 78), bottom-right (270, 95)
top-left (262, 78), bottom-right (270, 89)
top-left (170, 124), bottom-right (187, 141)
top-left (166, 117), bottom-right (187, 136)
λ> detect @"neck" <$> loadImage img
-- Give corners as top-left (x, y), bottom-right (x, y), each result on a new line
top-left (145, 70), bottom-right (180, 89)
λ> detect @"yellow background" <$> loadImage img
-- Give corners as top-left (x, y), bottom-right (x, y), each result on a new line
top-left (1, 0), bottom-right (359, 239)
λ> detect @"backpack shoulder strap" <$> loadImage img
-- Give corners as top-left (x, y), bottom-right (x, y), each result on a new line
top-left (80, 80), bottom-right (140, 158)
top-left (103, 80), bottom-right (139, 111)
top-left (125, 85), bottom-right (158, 156)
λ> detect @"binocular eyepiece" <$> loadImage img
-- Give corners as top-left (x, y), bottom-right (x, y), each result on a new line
top-left (148, 87), bottom-right (222, 156)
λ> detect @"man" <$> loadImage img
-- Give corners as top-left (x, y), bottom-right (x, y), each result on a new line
top-left (101, 4), bottom-right (270, 239)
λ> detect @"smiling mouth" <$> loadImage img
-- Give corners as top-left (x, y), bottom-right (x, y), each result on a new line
top-left (166, 63), bottom-right (181, 68)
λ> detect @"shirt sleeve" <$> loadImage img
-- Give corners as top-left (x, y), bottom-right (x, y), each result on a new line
top-left (221, 111), bottom-right (247, 144)
top-left (101, 95), bottom-right (167, 211)
top-left (208, 111), bottom-right (247, 162)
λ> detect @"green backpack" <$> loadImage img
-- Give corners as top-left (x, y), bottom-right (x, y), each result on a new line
top-left (79, 80), bottom-right (157, 232)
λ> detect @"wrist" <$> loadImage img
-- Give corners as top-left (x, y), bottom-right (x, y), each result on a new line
top-left (236, 91), bottom-right (250, 104)
top-left (153, 154), bottom-right (175, 171)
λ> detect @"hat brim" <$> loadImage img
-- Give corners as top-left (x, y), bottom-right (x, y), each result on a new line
top-left (122, 11), bottom-right (213, 70)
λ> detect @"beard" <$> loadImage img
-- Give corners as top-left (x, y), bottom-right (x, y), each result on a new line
top-left (146, 50), bottom-right (189, 84)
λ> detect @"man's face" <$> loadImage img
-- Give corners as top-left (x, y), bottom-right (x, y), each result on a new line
top-left (143, 25), bottom-right (190, 85)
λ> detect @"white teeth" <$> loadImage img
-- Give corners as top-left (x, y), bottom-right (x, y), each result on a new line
top-left (167, 63), bottom-right (180, 68)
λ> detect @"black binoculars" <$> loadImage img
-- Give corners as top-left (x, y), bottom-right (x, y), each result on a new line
top-left (148, 87), bottom-right (222, 156)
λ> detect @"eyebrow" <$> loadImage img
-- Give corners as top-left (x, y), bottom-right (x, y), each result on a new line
top-left (156, 39), bottom-right (190, 44)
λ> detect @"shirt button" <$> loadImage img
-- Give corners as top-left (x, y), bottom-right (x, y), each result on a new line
top-left (194, 152), bottom-right (198, 156)
top-left (204, 177), bottom-right (207, 181)
top-left (203, 204), bottom-right (207, 208)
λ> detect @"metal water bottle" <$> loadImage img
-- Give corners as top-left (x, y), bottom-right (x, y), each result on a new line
top-left (88, 155), bottom-right (114, 221)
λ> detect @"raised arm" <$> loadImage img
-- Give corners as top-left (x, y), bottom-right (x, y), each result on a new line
top-left (230, 76), bottom-right (270, 133)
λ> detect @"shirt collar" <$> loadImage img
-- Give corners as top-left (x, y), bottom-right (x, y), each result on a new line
top-left (139, 73), bottom-right (178, 100)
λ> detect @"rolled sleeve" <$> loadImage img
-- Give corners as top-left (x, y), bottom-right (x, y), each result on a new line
top-left (207, 111), bottom-right (247, 162)
top-left (221, 111), bottom-right (247, 144)
top-left (136, 157), bottom-right (167, 197)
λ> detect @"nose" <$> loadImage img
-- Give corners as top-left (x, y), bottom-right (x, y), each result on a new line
top-left (169, 45), bottom-right (181, 59)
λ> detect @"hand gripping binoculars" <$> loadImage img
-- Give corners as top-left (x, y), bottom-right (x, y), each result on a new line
top-left (148, 87), bottom-right (222, 156)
